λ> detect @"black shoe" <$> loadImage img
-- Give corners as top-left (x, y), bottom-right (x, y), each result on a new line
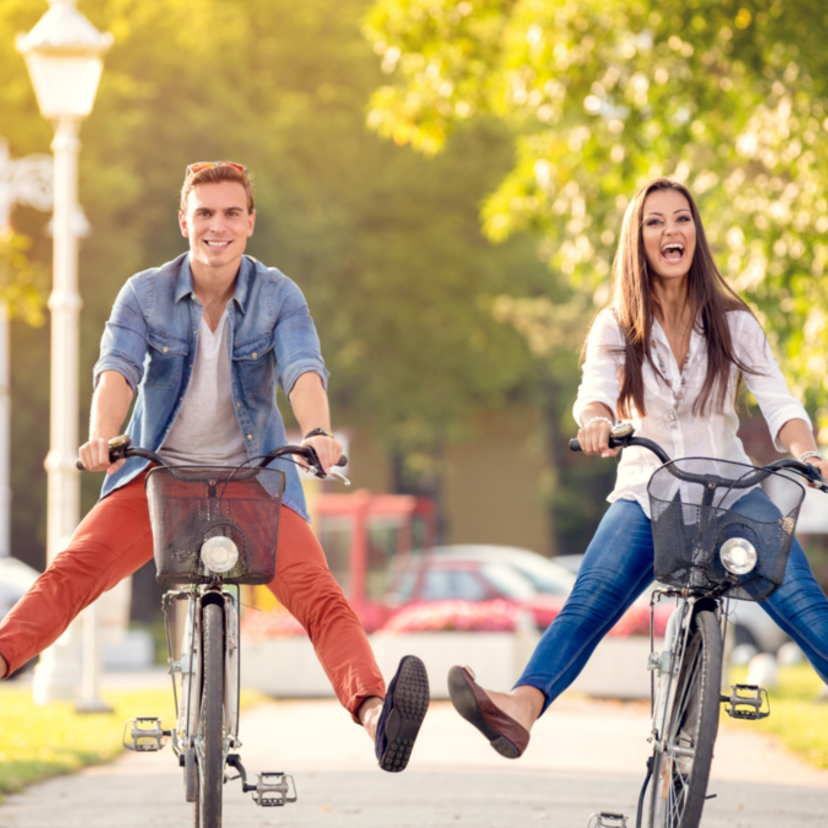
top-left (374, 655), bottom-right (429, 772)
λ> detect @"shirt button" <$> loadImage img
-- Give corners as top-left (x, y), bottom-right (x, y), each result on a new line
top-left (236, 402), bottom-right (241, 407)
top-left (252, 352), bottom-right (257, 359)
top-left (163, 347), bottom-right (169, 353)
top-left (247, 434), bottom-right (252, 440)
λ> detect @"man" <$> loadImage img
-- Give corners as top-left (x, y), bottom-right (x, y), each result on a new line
top-left (0, 161), bottom-right (428, 772)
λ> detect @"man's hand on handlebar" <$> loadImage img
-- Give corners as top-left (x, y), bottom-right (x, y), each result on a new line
top-left (78, 437), bottom-right (127, 476)
top-left (296, 433), bottom-right (344, 476)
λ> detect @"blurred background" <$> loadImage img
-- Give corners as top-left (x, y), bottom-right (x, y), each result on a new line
top-left (1, 0), bottom-right (827, 649)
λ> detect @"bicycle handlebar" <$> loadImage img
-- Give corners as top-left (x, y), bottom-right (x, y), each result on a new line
top-left (569, 431), bottom-right (828, 492)
top-left (75, 437), bottom-right (348, 481)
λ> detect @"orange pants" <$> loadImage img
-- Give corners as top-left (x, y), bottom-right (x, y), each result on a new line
top-left (0, 474), bottom-right (385, 719)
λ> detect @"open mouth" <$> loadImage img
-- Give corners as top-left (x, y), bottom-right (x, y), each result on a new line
top-left (661, 242), bottom-right (684, 262)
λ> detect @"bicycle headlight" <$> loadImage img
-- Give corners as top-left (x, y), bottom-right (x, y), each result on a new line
top-left (720, 537), bottom-right (757, 576)
top-left (201, 536), bottom-right (239, 573)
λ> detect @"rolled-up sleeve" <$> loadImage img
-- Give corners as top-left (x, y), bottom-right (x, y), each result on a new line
top-left (735, 311), bottom-right (811, 451)
top-left (573, 308), bottom-right (624, 426)
top-left (92, 279), bottom-right (148, 391)
top-left (272, 281), bottom-right (330, 395)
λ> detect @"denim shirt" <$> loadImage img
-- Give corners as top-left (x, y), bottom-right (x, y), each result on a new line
top-left (93, 253), bottom-right (329, 521)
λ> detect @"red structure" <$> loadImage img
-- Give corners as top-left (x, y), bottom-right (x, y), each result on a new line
top-left (313, 490), bottom-right (437, 632)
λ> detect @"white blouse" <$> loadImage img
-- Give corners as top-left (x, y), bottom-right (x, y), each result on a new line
top-left (573, 308), bottom-right (811, 517)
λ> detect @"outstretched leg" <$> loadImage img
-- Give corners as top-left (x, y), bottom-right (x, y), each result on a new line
top-left (0, 475), bottom-right (154, 678)
top-left (449, 499), bottom-right (656, 755)
top-left (265, 505), bottom-right (429, 770)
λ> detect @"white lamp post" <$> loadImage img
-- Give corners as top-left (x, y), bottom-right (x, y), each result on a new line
top-left (17, 0), bottom-right (112, 706)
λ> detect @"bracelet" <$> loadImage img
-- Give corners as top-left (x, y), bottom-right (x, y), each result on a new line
top-left (302, 427), bottom-right (334, 441)
top-left (582, 416), bottom-right (614, 430)
top-left (799, 450), bottom-right (823, 462)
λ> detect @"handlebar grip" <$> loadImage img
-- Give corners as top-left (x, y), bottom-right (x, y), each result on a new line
top-left (569, 437), bottom-right (624, 452)
top-left (75, 458), bottom-right (86, 471)
top-left (336, 454), bottom-right (348, 467)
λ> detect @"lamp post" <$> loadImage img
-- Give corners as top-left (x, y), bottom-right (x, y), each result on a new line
top-left (16, 0), bottom-right (112, 706)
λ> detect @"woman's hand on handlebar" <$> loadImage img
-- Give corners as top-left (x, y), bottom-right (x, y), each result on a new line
top-left (802, 456), bottom-right (828, 489)
top-left (78, 437), bottom-right (126, 476)
top-left (296, 433), bottom-right (343, 475)
top-left (578, 410), bottom-right (620, 458)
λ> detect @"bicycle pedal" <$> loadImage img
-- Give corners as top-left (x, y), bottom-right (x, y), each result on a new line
top-left (720, 684), bottom-right (770, 720)
top-left (587, 812), bottom-right (628, 828)
top-left (122, 717), bottom-right (170, 752)
top-left (250, 772), bottom-right (297, 807)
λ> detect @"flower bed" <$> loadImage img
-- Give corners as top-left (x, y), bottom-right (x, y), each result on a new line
top-left (381, 599), bottom-right (520, 633)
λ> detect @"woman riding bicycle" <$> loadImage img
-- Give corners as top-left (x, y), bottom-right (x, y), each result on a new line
top-left (448, 176), bottom-right (828, 758)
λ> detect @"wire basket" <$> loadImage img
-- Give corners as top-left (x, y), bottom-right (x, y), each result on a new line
top-left (648, 458), bottom-right (805, 601)
top-left (145, 466), bottom-right (285, 585)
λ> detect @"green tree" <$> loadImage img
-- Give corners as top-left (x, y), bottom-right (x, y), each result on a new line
top-left (0, 229), bottom-right (46, 326)
top-left (365, 0), bottom-right (828, 430)
top-left (2, 0), bottom-right (574, 567)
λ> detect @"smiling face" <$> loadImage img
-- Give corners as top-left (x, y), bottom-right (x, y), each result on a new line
top-left (641, 188), bottom-right (696, 281)
top-left (179, 180), bottom-right (255, 277)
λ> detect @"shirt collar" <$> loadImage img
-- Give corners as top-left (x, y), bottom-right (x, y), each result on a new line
top-left (230, 255), bottom-right (254, 315)
top-left (174, 254), bottom-right (254, 313)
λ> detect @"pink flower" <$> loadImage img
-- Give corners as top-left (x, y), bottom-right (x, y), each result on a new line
top-left (381, 600), bottom-right (520, 633)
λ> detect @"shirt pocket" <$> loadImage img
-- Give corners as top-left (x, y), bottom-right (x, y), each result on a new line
top-left (232, 333), bottom-right (275, 397)
top-left (145, 330), bottom-right (188, 390)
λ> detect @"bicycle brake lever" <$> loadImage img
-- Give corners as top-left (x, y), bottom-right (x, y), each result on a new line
top-left (327, 471), bottom-right (351, 486)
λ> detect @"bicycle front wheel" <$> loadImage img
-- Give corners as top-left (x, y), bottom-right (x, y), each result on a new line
top-left (196, 603), bottom-right (225, 828)
top-left (646, 608), bottom-right (722, 828)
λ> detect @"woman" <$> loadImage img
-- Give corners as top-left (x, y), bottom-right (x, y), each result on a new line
top-left (448, 177), bottom-right (828, 758)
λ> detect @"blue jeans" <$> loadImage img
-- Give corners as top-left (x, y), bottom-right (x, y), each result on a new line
top-left (518, 495), bottom-right (828, 714)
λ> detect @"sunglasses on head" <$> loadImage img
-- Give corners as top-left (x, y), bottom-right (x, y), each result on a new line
top-left (185, 161), bottom-right (247, 177)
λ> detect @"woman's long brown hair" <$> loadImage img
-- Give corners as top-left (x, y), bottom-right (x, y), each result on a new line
top-left (603, 178), bottom-right (756, 419)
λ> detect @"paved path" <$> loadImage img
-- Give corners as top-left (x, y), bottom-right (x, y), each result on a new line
top-left (1, 688), bottom-right (826, 827)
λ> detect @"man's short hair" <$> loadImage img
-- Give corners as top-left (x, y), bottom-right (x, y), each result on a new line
top-left (180, 163), bottom-right (255, 213)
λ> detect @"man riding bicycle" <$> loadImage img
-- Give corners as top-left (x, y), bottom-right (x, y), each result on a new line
top-left (0, 161), bottom-right (428, 773)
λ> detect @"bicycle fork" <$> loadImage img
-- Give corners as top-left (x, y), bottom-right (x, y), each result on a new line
top-left (122, 588), bottom-right (297, 808)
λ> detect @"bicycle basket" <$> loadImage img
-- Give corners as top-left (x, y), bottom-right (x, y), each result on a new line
top-left (145, 466), bottom-right (286, 585)
top-left (647, 458), bottom-right (805, 601)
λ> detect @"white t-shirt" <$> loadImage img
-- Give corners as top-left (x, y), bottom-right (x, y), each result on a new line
top-left (159, 309), bottom-right (249, 467)
top-left (573, 308), bottom-right (811, 517)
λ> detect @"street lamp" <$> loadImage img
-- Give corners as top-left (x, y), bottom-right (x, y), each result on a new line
top-left (17, 0), bottom-right (112, 707)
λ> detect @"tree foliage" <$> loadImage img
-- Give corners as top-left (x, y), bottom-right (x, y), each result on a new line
top-left (2, 0), bottom-right (567, 566)
top-left (0, 229), bottom-right (46, 326)
top-left (365, 0), bottom-right (828, 428)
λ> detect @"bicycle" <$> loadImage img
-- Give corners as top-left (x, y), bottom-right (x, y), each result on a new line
top-left (570, 422), bottom-right (827, 828)
top-left (77, 435), bottom-right (349, 828)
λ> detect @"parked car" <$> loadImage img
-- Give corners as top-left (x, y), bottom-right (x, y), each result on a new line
top-left (554, 553), bottom-right (789, 653)
top-left (0, 555), bottom-right (40, 621)
top-left (432, 545), bottom-right (577, 596)
top-left (383, 544), bottom-right (670, 634)
top-left (384, 545), bottom-right (569, 629)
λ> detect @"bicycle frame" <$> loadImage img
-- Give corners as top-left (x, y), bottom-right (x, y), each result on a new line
top-left (164, 586), bottom-right (242, 791)
top-left (647, 591), bottom-right (724, 751)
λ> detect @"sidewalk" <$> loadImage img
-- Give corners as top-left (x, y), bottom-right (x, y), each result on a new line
top-left (0, 678), bottom-right (826, 827)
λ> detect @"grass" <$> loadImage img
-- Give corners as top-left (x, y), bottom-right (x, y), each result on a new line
top-left (723, 662), bottom-right (828, 769)
top-left (0, 685), bottom-right (262, 801)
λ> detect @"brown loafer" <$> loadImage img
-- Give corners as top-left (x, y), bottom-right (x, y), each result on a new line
top-left (447, 665), bottom-right (530, 758)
